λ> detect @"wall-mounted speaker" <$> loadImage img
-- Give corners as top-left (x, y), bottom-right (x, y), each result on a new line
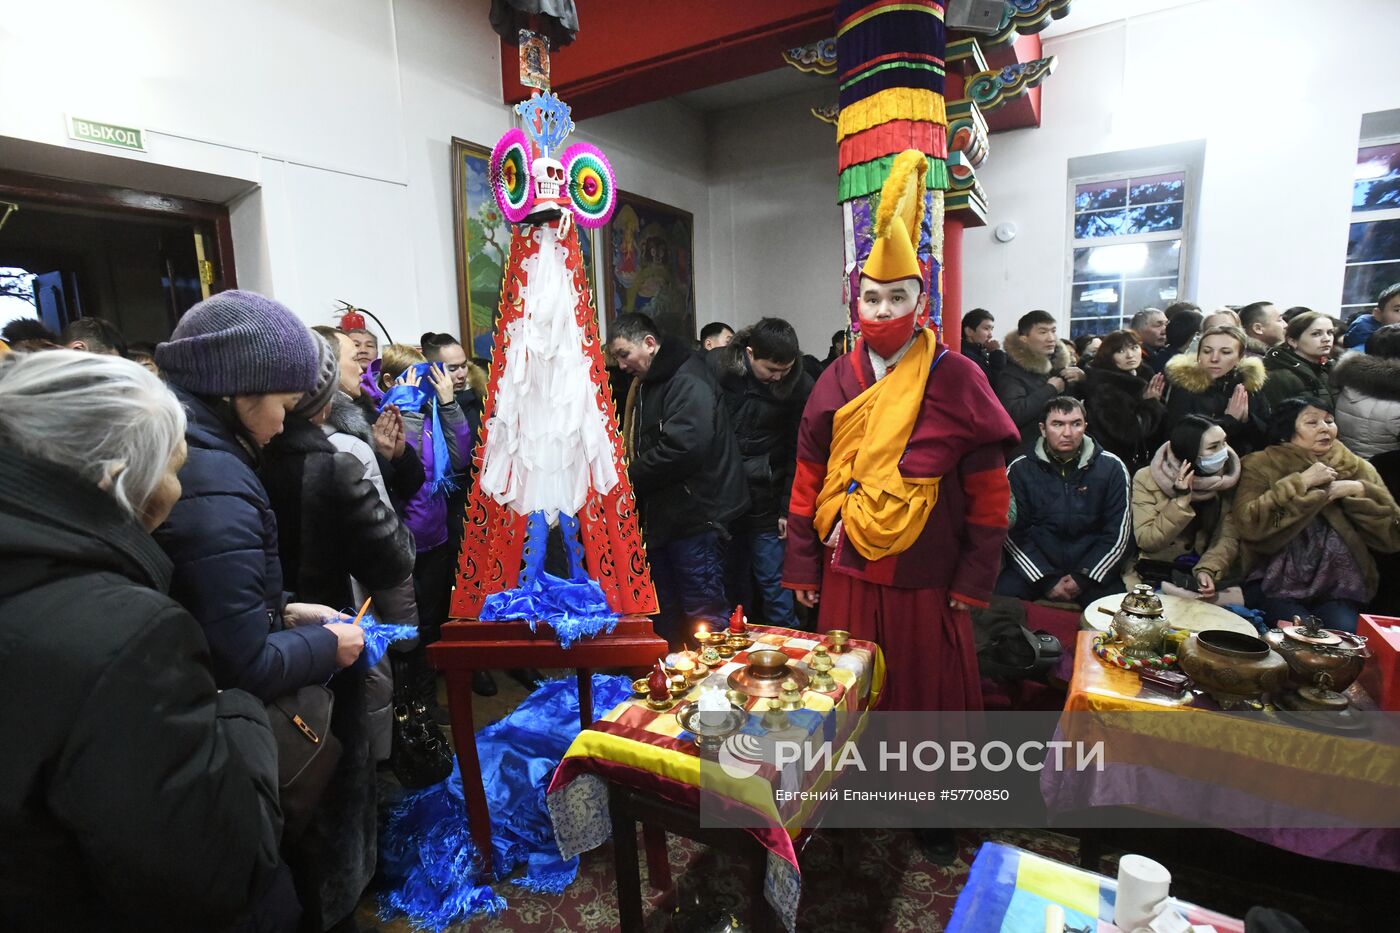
top-left (946, 0), bottom-right (1008, 36)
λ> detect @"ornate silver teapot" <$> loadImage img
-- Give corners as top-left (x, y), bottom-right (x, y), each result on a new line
top-left (1110, 585), bottom-right (1169, 660)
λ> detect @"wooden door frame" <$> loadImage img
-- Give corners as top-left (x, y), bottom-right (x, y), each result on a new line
top-left (0, 168), bottom-right (237, 291)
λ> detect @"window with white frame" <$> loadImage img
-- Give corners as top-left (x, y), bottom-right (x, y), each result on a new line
top-left (1067, 170), bottom-right (1188, 338)
top-left (1342, 139), bottom-right (1400, 320)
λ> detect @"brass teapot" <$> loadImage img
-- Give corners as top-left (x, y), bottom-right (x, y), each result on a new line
top-left (1111, 585), bottom-right (1169, 660)
top-left (1264, 616), bottom-right (1369, 696)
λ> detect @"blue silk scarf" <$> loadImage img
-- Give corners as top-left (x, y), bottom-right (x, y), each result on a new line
top-left (380, 363), bottom-right (457, 497)
top-left (480, 512), bottom-right (619, 649)
top-left (377, 673), bottom-right (633, 930)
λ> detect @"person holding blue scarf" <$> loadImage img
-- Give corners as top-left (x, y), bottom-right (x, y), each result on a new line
top-left (378, 343), bottom-right (471, 721)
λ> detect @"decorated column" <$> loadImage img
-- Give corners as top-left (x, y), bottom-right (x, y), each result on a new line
top-left (835, 0), bottom-right (949, 339)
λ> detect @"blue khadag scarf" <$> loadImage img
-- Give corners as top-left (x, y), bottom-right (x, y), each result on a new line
top-left (380, 363), bottom-right (456, 497)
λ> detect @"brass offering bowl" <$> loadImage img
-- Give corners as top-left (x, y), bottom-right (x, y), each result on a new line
top-left (825, 630), bottom-right (851, 654)
top-left (726, 632), bottom-right (754, 652)
top-left (1177, 630), bottom-right (1289, 708)
top-left (728, 647), bottom-right (809, 698)
top-left (808, 645), bottom-right (836, 692)
top-left (777, 678), bottom-right (804, 711)
top-left (698, 630), bottom-right (728, 650)
top-left (631, 677), bottom-right (650, 697)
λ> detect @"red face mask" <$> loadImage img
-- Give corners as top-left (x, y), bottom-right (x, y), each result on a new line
top-left (861, 312), bottom-right (918, 359)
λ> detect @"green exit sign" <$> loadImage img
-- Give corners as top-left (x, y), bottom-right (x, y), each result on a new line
top-left (67, 116), bottom-right (146, 152)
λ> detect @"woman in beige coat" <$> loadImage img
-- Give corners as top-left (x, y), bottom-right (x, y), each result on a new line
top-left (1131, 415), bottom-right (1243, 603)
top-left (1234, 396), bottom-right (1400, 632)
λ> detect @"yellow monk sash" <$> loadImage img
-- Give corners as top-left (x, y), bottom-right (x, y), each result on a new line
top-left (813, 329), bottom-right (941, 560)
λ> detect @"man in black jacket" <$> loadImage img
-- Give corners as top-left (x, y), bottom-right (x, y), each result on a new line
top-left (706, 318), bottom-right (814, 629)
top-left (610, 312), bottom-right (749, 647)
top-left (996, 397), bottom-right (1131, 608)
top-left (995, 309), bottom-right (1083, 447)
top-left (960, 307), bottom-right (1006, 380)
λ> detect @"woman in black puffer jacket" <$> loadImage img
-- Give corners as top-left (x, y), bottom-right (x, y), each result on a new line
top-left (1083, 329), bottom-right (1166, 474)
top-left (1164, 324), bottom-right (1272, 457)
top-left (1260, 311), bottom-right (1338, 410)
top-left (0, 351), bottom-right (297, 933)
top-left (260, 332), bottom-right (418, 933)
top-left (152, 291), bottom-right (365, 700)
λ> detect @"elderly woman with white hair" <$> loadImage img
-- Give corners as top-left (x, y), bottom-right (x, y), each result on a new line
top-left (0, 351), bottom-right (297, 931)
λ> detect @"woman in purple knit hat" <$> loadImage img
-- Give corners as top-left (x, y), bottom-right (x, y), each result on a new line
top-left (152, 290), bottom-right (365, 701)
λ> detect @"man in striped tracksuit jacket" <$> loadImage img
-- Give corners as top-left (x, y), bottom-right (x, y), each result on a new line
top-left (997, 396), bottom-right (1132, 608)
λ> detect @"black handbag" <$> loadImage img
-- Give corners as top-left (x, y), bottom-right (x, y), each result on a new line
top-left (389, 696), bottom-right (454, 789)
top-left (387, 651), bottom-right (453, 789)
top-left (266, 683), bottom-right (341, 843)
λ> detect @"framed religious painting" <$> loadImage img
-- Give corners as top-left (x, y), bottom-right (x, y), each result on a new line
top-left (600, 190), bottom-right (695, 342)
top-left (452, 137), bottom-right (597, 359)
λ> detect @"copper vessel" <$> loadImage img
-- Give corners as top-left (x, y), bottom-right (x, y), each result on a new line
top-left (728, 648), bottom-right (809, 698)
top-left (1177, 630), bottom-right (1289, 708)
top-left (1264, 617), bottom-right (1369, 694)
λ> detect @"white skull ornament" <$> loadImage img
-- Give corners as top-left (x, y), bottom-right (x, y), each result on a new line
top-left (532, 157), bottom-right (566, 204)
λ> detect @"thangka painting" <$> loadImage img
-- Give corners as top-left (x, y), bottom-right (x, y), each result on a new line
top-left (452, 137), bottom-right (594, 361)
top-left (601, 190), bottom-right (695, 341)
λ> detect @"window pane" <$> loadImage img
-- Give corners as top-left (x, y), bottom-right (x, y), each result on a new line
top-left (1075, 209), bottom-right (1128, 239)
top-left (1354, 143), bottom-right (1400, 212)
top-left (1070, 316), bottom-right (1122, 338)
top-left (1347, 218), bottom-right (1400, 263)
top-left (1123, 277), bottom-right (1180, 317)
top-left (1073, 240), bottom-right (1180, 279)
top-left (1070, 283), bottom-right (1122, 331)
top-left (1075, 179), bottom-right (1127, 212)
top-left (1129, 172), bottom-right (1185, 205)
top-left (1342, 260), bottom-right (1400, 306)
top-left (1135, 202), bottom-right (1184, 233)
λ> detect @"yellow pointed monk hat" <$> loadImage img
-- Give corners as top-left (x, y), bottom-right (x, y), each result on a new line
top-left (860, 149), bottom-right (927, 286)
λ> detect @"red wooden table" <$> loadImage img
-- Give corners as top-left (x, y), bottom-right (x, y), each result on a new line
top-left (426, 616), bottom-right (667, 877)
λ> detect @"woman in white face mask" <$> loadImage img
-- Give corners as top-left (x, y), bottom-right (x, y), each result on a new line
top-left (1130, 414), bottom-right (1245, 603)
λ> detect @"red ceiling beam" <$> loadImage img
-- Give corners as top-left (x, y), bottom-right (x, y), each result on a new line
top-left (500, 1), bottom-right (836, 119)
top-left (981, 33), bottom-right (1046, 132)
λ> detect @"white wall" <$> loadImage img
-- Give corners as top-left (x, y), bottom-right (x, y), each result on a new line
top-left (962, 0), bottom-right (1400, 327)
top-left (703, 86), bottom-right (845, 356)
top-left (6, 0), bottom-right (1394, 346)
top-left (0, 0), bottom-right (713, 341)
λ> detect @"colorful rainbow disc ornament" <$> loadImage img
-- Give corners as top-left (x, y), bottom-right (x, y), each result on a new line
top-left (562, 143), bottom-right (616, 228)
top-left (490, 128), bottom-right (533, 223)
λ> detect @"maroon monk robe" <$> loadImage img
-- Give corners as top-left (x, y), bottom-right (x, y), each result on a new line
top-left (782, 333), bottom-right (1019, 711)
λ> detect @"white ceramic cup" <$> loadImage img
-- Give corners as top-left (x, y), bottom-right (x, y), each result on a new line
top-left (1114, 854), bottom-right (1171, 930)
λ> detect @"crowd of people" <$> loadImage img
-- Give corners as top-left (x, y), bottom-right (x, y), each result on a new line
top-left (961, 286), bottom-right (1400, 630)
top-left (3, 276), bottom-right (1399, 928)
top-left (0, 296), bottom-right (508, 932)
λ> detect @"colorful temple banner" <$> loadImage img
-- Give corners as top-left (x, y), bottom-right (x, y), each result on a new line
top-left (835, 0), bottom-right (950, 331)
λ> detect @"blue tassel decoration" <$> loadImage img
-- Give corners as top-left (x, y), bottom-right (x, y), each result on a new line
top-left (481, 512), bottom-right (620, 650)
top-left (359, 615), bottom-right (420, 668)
top-left (378, 673), bottom-right (633, 931)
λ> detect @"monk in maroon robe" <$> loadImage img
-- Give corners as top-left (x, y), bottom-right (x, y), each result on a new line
top-left (782, 154), bottom-right (1018, 713)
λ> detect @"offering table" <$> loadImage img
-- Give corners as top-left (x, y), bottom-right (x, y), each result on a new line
top-left (545, 625), bottom-right (885, 933)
